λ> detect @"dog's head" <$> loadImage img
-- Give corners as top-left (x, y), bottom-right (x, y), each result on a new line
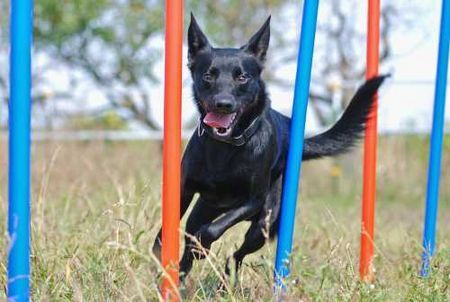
top-left (188, 14), bottom-right (270, 139)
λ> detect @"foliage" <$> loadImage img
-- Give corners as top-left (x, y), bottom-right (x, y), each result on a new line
top-left (33, 0), bottom-right (164, 129)
top-left (188, 0), bottom-right (289, 46)
top-left (68, 111), bottom-right (128, 130)
top-left (34, 0), bottom-right (110, 48)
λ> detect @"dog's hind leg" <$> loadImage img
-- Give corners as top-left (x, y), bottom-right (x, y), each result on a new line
top-left (180, 198), bottom-right (222, 277)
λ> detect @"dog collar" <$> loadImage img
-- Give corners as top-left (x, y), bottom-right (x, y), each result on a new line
top-left (198, 117), bottom-right (262, 146)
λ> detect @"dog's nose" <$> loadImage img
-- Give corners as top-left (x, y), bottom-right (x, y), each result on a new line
top-left (215, 99), bottom-right (234, 111)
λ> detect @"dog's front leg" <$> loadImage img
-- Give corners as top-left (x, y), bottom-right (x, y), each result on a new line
top-left (179, 198), bottom-right (262, 278)
top-left (180, 198), bottom-right (223, 276)
top-left (195, 198), bottom-right (263, 250)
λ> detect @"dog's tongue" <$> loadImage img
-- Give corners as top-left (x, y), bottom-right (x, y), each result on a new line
top-left (203, 112), bottom-right (235, 128)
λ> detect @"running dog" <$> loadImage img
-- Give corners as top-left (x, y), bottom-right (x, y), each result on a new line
top-left (153, 14), bottom-right (386, 279)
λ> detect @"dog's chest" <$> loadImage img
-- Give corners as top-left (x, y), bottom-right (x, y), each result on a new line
top-left (187, 154), bottom-right (256, 205)
top-left (184, 134), bottom-right (273, 206)
top-left (193, 162), bottom-right (253, 190)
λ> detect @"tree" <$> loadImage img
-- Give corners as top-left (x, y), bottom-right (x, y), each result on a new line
top-left (34, 0), bottom-right (164, 129)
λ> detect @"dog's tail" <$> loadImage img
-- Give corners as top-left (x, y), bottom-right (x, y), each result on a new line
top-left (302, 75), bottom-right (388, 161)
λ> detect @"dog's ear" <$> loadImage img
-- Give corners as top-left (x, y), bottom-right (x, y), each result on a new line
top-left (242, 16), bottom-right (271, 62)
top-left (188, 14), bottom-right (211, 63)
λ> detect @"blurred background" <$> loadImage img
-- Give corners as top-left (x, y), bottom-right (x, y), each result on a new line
top-left (0, 0), bottom-right (448, 137)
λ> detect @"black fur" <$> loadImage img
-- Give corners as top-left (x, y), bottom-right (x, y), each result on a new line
top-left (153, 14), bottom-right (387, 280)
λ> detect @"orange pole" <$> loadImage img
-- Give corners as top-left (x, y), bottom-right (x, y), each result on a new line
top-left (161, 0), bottom-right (183, 300)
top-left (360, 0), bottom-right (380, 281)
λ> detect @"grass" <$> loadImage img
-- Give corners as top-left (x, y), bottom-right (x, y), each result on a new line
top-left (0, 135), bottom-right (449, 301)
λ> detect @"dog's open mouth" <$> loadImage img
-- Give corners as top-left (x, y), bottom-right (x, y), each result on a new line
top-left (203, 112), bottom-right (237, 137)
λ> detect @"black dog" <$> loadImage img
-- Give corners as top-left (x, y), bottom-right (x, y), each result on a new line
top-left (153, 14), bottom-right (386, 278)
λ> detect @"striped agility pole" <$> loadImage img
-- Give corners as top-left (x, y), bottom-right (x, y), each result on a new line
top-left (360, 0), bottom-right (380, 282)
top-left (8, 0), bottom-right (33, 300)
top-left (161, 0), bottom-right (183, 300)
top-left (421, 0), bottom-right (450, 277)
top-left (274, 0), bottom-right (319, 291)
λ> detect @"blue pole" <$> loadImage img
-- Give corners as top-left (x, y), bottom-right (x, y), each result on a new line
top-left (420, 0), bottom-right (450, 277)
top-left (8, 0), bottom-right (33, 300)
top-left (274, 0), bottom-right (319, 290)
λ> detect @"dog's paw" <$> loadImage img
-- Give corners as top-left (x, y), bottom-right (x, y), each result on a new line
top-left (180, 256), bottom-right (194, 277)
top-left (195, 224), bottom-right (216, 247)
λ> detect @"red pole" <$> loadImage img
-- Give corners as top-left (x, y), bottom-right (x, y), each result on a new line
top-left (360, 0), bottom-right (380, 281)
top-left (161, 0), bottom-right (183, 300)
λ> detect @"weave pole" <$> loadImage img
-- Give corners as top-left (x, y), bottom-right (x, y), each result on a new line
top-left (8, 0), bottom-right (33, 300)
top-left (359, 0), bottom-right (380, 281)
top-left (161, 0), bottom-right (183, 300)
top-left (421, 0), bottom-right (450, 277)
top-left (274, 0), bottom-right (319, 291)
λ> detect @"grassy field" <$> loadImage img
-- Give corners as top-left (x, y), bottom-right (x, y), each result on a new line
top-left (0, 135), bottom-right (449, 301)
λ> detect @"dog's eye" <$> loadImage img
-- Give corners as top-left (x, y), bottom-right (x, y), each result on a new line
top-left (237, 74), bottom-right (249, 84)
top-left (202, 73), bottom-right (213, 82)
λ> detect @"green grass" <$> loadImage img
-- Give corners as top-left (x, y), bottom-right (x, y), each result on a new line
top-left (0, 135), bottom-right (449, 301)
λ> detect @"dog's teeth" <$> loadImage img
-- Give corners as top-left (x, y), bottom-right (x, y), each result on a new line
top-left (230, 113), bottom-right (236, 123)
